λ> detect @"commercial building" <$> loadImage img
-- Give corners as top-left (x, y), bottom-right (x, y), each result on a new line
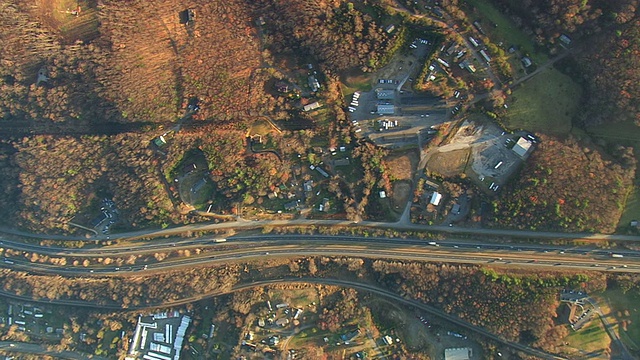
top-left (444, 347), bottom-right (472, 360)
top-left (512, 137), bottom-right (532, 157)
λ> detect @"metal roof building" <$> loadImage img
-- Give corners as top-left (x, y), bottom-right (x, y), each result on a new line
top-left (430, 192), bottom-right (442, 206)
top-left (512, 137), bottom-right (532, 157)
top-left (377, 104), bottom-right (395, 115)
top-left (444, 348), bottom-right (472, 360)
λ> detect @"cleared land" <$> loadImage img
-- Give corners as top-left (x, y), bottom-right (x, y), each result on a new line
top-left (341, 69), bottom-right (374, 95)
top-left (426, 148), bottom-right (471, 176)
top-left (465, 0), bottom-right (547, 64)
top-left (384, 150), bottom-right (419, 180)
top-left (505, 67), bottom-right (582, 135)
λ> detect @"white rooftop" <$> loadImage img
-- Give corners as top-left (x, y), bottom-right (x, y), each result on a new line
top-left (430, 192), bottom-right (442, 206)
top-left (513, 137), bottom-right (532, 157)
top-left (444, 347), bottom-right (472, 360)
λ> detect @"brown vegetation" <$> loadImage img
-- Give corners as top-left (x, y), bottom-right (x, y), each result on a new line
top-left (487, 135), bottom-right (635, 233)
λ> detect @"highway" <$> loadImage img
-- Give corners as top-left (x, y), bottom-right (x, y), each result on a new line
top-left (2, 235), bottom-right (639, 276)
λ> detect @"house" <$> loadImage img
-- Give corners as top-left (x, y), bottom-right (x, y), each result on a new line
top-left (269, 336), bottom-right (280, 345)
top-left (479, 49), bottom-right (491, 63)
top-left (303, 180), bottom-right (314, 192)
top-left (308, 76), bottom-right (320, 92)
top-left (334, 158), bottom-right (350, 167)
top-left (451, 204), bottom-right (461, 214)
top-left (382, 335), bottom-right (394, 345)
top-left (444, 348), bottom-right (472, 360)
top-left (341, 329), bottom-right (361, 342)
top-left (322, 198), bottom-right (330, 212)
top-left (191, 178), bottom-right (208, 193)
top-left (430, 192), bottom-right (442, 206)
top-left (152, 136), bottom-right (167, 148)
top-left (275, 81), bottom-right (290, 93)
top-left (559, 34), bottom-right (572, 45)
top-left (303, 101), bottom-right (321, 112)
top-left (316, 167), bottom-right (329, 178)
top-left (425, 180), bottom-right (440, 189)
top-left (458, 60), bottom-right (476, 73)
top-left (284, 201), bottom-right (298, 211)
top-left (385, 24), bottom-right (395, 33)
top-left (521, 57), bottom-right (532, 68)
top-left (377, 104), bottom-right (395, 115)
top-left (512, 137), bottom-right (532, 157)
top-left (275, 318), bottom-right (289, 327)
top-left (376, 89), bottom-right (395, 100)
top-left (472, 21), bottom-right (486, 35)
top-left (182, 163), bottom-right (197, 174)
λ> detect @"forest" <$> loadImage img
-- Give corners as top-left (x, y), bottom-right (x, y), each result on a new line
top-left (487, 135), bottom-right (636, 233)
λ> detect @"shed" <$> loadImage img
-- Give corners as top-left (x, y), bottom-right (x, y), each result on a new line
top-left (521, 57), bottom-right (532, 68)
top-left (385, 24), bottom-right (395, 33)
top-left (379, 191), bottom-right (386, 199)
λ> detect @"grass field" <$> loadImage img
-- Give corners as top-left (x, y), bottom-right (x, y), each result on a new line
top-left (587, 120), bottom-right (640, 230)
top-left (600, 289), bottom-right (640, 351)
top-left (465, 0), bottom-right (547, 64)
top-left (341, 69), bottom-right (373, 95)
top-left (504, 67), bottom-right (582, 134)
top-left (564, 320), bottom-right (611, 356)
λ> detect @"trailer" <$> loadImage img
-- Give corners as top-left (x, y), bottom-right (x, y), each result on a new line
top-left (611, 254), bottom-right (624, 258)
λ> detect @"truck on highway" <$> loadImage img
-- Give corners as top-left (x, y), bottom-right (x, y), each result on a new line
top-left (428, 242), bottom-right (439, 246)
top-left (213, 238), bottom-right (227, 243)
top-left (611, 254), bottom-right (624, 258)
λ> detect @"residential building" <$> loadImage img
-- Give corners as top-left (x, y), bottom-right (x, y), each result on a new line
top-left (430, 192), bottom-right (442, 206)
top-left (303, 101), bottom-right (321, 112)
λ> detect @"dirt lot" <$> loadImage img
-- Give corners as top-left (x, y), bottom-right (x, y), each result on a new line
top-left (426, 148), bottom-right (471, 176)
top-left (391, 181), bottom-right (412, 211)
top-left (385, 150), bottom-right (419, 180)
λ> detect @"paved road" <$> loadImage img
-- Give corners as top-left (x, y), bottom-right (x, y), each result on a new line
top-left (3, 216), bottom-right (640, 244)
top-left (0, 341), bottom-right (108, 360)
top-left (2, 235), bottom-right (639, 276)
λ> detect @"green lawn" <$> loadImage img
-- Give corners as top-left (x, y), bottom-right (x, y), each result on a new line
top-left (587, 120), bottom-right (640, 230)
top-left (504, 67), bottom-right (582, 134)
top-left (465, 0), bottom-right (548, 64)
top-left (564, 320), bottom-right (610, 354)
top-left (600, 289), bottom-right (640, 351)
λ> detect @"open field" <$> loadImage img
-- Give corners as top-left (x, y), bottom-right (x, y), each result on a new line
top-left (505, 67), bottom-right (582, 135)
top-left (465, 0), bottom-right (547, 64)
top-left (587, 120), bottom-right (640, 230)
top-left (563, 320), bottom-right (611, 357)
top-left (600, 289), bottom-right (640, 351)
